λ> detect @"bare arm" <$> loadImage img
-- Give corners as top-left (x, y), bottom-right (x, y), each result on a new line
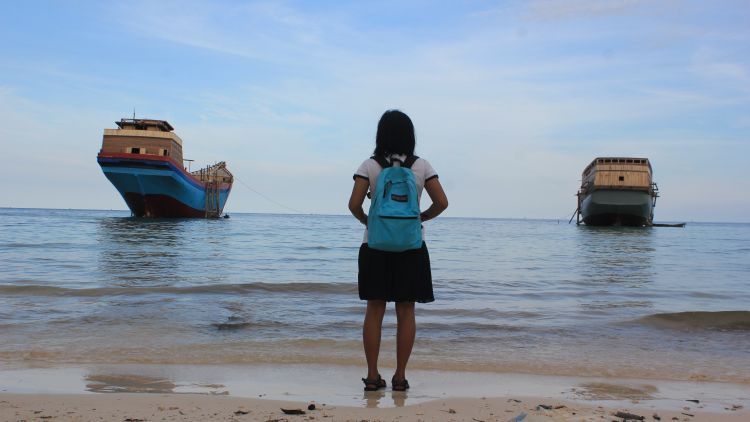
top-left (420, 177), bottom-right (449, 222)
top-left (348, 177), bottom-right (370, 225)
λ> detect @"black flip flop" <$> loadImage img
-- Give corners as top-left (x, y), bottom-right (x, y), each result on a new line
top-left (362, 374), bottom-right (386, 391)
top-left (391, 376), bottom-right (409, 391)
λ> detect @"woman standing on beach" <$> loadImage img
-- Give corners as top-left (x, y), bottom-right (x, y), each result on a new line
top-left (348, 110), bottom-right (449, 392)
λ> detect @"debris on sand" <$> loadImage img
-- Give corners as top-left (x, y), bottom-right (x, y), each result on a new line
top-left (280, 408), bottom-right (306, 415)
top-left (613, 410), bottom-right (645, 420)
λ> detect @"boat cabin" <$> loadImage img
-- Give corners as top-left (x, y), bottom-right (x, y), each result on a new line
top-left (581, 157), bottom-right (653, 193)
top-left (100, 118), bottom-right (184, 164)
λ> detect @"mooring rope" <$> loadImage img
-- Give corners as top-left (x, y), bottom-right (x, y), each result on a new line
top-left (232, 175), bottom-right (307, 214)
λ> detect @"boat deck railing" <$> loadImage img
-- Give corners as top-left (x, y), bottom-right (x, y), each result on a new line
top-left (191, 161), bottom-right (232, 218)
top-left (192, 161), bottom-right (234, 184)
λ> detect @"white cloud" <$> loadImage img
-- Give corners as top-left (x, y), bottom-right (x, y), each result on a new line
top-left (691, 44), bottom-right (750, 83)
top-left (2, 1), bottom-right (748, 220)
top-left (524, 0), bottom-right (652, 21)
top-left (114, 0), bottom-right (347, 67)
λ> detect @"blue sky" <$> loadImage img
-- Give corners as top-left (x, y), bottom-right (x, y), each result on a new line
top-left (1, 0), bottom-right (748, 221)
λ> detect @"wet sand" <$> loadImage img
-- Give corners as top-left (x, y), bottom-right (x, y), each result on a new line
top-left (1, 392), bottom-right (748, 421)
top-left (1, 364), bottom-right (748, 421)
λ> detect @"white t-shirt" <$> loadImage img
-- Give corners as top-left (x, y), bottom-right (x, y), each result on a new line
top-left (354, 154), bottom-right (439, 243)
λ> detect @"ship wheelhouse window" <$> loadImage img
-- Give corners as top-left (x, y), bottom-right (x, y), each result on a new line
top-left (619, 176), bottom-right (625, 181)
top-left (130, 147), bottom-right (140, 154)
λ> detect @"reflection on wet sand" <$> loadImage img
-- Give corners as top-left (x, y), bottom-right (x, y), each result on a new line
top-left (85, 372), bottom-right (229, 395)
top-left (391, 391), bottom-right (407, 407)
top-left (363, 390), bottom-right (407, 408)
top-left (363, 390), bottom-right (384, 408)
top-left (574, 382), bottom-right (657, 400)
top-left (86, 374), bottom-right (176, 394)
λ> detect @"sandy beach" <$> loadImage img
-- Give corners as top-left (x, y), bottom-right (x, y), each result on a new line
top-left (2, 391), bottom-right (748, 421)
top-left (1, 364), bottom-right (748, 421)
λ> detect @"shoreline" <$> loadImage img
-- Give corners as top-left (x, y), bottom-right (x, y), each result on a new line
top-left (1, 392), bottom-right (747, 421)
top-left (1, 363), bottom-right (748, 421)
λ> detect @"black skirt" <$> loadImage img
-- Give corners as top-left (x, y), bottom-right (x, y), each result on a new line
top-left (358, 242), bottom-right (434, 303)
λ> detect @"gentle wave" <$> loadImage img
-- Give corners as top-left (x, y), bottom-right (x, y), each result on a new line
top-left (418, 321), bottom-right (527, 332)
top-left (203, 320), bottom-right (538, 333)
top-left (636, 311), bottom-right (750, 331)
top-left (338, 306), bottom-right (543, 320)
top-left (418, 307), bottom-right (543, 319)
top-left (0, 282), bottom-right (357, 297)
top-left (2, 242), bottom-right (73, 249)
top-left (581, 301), bottom-right (652, 310)
top-left (212, 322), bottom-right (254, 331)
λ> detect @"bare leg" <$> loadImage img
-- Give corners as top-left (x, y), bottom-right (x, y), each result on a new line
top-left (394, 301), bottom-right (416, 381)
top-left (363, 300), bottom-right (386, 379)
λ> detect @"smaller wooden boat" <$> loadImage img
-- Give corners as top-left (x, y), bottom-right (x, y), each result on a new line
top-left (575, 157), bottom-right (658, 226)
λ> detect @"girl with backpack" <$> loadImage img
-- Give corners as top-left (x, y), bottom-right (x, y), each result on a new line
top-left (348, 109), bottom-right (449, 392)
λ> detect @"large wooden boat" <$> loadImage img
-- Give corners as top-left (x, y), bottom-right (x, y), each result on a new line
top-left (97, 118), bottom-right (233, 218)
top-left (575, 157), bottom-right (658, 226)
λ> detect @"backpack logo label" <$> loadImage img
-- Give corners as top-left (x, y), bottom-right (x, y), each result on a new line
top-left (391, 194), bottom-right (408, 202)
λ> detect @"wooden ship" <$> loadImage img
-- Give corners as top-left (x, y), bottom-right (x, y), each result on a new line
top-left (575, 157), bottom-right (658, 226)
top-left (97, 118), bottom-right (233, 218)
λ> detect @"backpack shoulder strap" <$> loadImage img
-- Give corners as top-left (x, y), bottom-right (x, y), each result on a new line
top-left (403, 155), bottom-right (419, 169)
top-left (371, 155), bottom-right (391, 169)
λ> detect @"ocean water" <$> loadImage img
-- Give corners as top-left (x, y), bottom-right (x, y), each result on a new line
top-left (1, 208), bottom-right (749, 384)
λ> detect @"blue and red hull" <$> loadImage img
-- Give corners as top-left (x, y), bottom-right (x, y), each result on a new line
top-left (97, 153), bottom-right (231, 218)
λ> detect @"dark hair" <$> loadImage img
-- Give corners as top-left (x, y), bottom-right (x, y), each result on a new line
top-left (373, 109), bottom-right (415, 158)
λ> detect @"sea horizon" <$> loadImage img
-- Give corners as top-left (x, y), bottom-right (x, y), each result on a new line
top-left (1, 206), bottom-right (747, 225)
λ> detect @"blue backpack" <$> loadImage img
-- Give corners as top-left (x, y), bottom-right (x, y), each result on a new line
top-left (367, 155), bottom-right (422, 252)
